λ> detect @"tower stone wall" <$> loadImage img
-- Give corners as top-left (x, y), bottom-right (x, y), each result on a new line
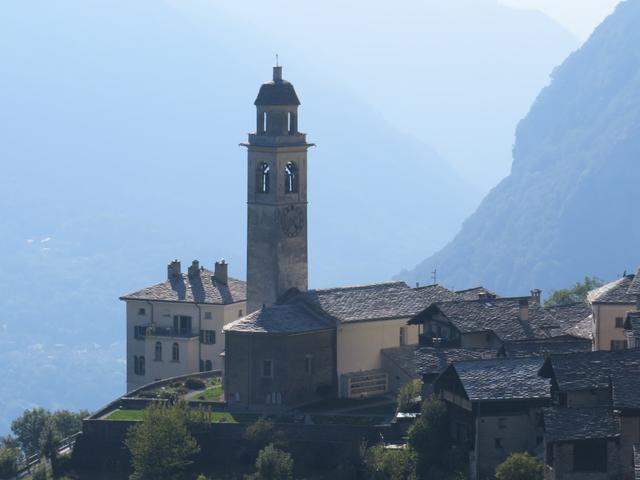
top-left (245, 67), bottom-right (311, 313)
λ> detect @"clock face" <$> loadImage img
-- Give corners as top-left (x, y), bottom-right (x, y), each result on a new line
top-left (278, 205), bottom-right (304, 238)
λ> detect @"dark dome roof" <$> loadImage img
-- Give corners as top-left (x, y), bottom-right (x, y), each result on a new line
top-left (254, 80), bottom-right (300, 106)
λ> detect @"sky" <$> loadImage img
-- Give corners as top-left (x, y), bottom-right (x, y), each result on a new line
top-left (499, 0), bottom-right (622, 39)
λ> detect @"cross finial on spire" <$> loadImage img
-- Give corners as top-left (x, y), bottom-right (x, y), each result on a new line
top-left (275, 54), bottom-right (279, 67)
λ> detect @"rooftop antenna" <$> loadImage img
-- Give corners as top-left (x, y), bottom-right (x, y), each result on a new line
top-left (431, 269), bottom-right (437, 285)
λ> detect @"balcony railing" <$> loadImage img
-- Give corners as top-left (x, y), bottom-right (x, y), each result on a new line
top-left (135, 324), bottom-right (198, 339)
top-left (419, 334), bottom-right (461, 348)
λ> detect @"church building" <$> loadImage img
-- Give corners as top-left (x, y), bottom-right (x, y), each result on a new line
top-left (223, 66), bottom-right (461, 407)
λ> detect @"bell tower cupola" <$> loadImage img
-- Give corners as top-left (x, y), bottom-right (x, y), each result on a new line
top-left (243, 65), bottom-right (313, 313)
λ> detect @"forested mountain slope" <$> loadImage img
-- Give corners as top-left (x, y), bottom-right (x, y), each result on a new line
top-left (401, 0), bottom-right (640, 295)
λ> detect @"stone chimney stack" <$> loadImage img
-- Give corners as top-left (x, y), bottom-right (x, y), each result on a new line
top-left (167, 259), bottom-right (181, 280)
top-left (519, 298), bottom-right (530, 322)
top-left (188, 260), bottom-right (200, 278)
top-left (215, 259), bottom-right (228, 285)
top-left (530, 289), bottom-right (542, 305)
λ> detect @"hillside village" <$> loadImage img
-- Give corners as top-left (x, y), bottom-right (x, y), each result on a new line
top-left (29, 66), bottom-right (635, 480)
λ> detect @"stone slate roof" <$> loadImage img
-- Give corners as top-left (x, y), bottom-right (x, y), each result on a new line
top-left (503, 338), bottom-right (591, 358)
top-left (545, 303), bottom-right (593, 339)
top-left (414, 347), bottom-right (497, 376)
top-left (223, 302), bottom-right (333, 334)
top-left (300, 282), bottom-right (459, 324)
top-left (448, 357), bottom-right (549, 402)
top-left (416, 298), bottom-right (563, 342)
top-left (121, 269), bottom-right (246, 305)
top-left (454, 287), bottom-right (496, 301)
top-left (588, 272), bottom-right (639, 304)
top-left (611, 371), bottom-right (640, 410)
top-left (255, 80), bottom-right (301, 106)
top-left (544, 407), bottom-right (620, 442)
top-left (634, 444), bottom-right (640, 480)
top-left (540, 349), bottom-right (640, 394)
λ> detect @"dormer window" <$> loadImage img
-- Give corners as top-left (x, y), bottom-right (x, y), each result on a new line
top-left (285, 162), bottom-right (298, 193)
top-left (258, 162), bottom-right (270, 193)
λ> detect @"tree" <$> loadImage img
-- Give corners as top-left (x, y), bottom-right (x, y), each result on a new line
top-left (364, 444), bottom-right (416, 480)
top-left (11, 408), bottom-right (51, 457)
top-left (495, 452), bottom-right (543, 480)
top-left (243, 417), bottom-right (287, 462)
top-left (407, 396), bottom-right (466, 478)
top-left (31, 462), bottom-right (48, 480)
top-left (50, 410), bottom-right (89, 439)
top-left (397, 380), bottom-right (422, 413)
top-left (545, 276), bottom-right (603, 306)
top-left (0, 447), bottom-right (18, 479)
top-left (40, 425), bottom-right (60, 474)
top-left (248, 444), bottom-right (293, 480)
top-left (125, 403), bottom-right (200, 480)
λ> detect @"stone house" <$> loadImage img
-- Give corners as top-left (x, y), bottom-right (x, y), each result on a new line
top-left (224, 281), bottom-right (462, 406)
top-left (539, 349), bottom-right (640, 479)
top-left (434, 357), bottom-right (550, 480)
top-left (120, 259), bottom-right (246, 392)
top-left (588, 269), bottom-right (640, 351)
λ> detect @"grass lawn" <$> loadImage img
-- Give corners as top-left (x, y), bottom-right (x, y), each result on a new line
top-left (105, 409), bottom-right (146, 420)
top-left (195, 384), bottom-right (223, 401)
top-left (104, 408), bottom-right (257, 424)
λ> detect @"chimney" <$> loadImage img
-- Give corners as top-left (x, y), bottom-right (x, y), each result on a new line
top-left (214, 259), bottom-right (228, 284)
top-left (188, 259), bottom-right (200, 278)
top-left (519, 298), bottom-right (529, 321)
top-left (531, 289), bottom-right (542, 306)
top-left (167, 259), bottom-right (181, 280)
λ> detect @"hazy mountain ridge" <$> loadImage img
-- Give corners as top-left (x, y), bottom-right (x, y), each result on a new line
top-left (401, 0), bottom-right (640, 295)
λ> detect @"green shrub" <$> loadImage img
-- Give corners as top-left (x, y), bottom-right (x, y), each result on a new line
top-left (0, 447), bottom-right (18, 479)
top-left (397, 380), bottom-right (422, 412)
top-left (250, 444), bottom-right (293, 480)
top-left (365, 444), bottom-right (416, 480)
top-left (185, 377), bottom-right (206, 390)
top-left (31, 463), bottom-right (48, 480)
top-left (495, 452), bottom-right (543, 480)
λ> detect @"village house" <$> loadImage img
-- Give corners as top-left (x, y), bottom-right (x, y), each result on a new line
top-left (120, 260), bottom-right (246, 392)
top-left (434, 357), bottom-right (551, 480)
top-left (539, 349), bottom-right (640, 479)
top-left (588, 269), bottom-right (640, 351)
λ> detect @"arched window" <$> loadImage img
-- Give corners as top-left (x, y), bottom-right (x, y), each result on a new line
top-left (205, 360), bottom-right (212, 371)
top-left (154, 342), bottom-right (162, 361)
top-left (284, 162), bottom-right (298, 193)
top-left (172, 342), bottom-right (180, 362)
top-left (139, 356), bottom-right (145, 375)
top-left (257, 162), bottom-right (270, 193)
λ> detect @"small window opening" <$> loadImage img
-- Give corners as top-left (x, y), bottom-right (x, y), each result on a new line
top-left (285, 162), bottom-right (298, 193)
top-left (258, 162), bottom-right (270, 193)
top-left (154, 341), bottom-right (162, 361)
top-left (137, 307), bottom-right (146, 316)
top-left (172, 342), bottom-right (180, 362)
top-left (262, 359), bottom-right (273, 378)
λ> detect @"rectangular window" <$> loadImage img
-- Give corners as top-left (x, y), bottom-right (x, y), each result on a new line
top-left (399, 327), bottom-right (407, 346)
top-left (173, 315), bottom-right (192, 334)
top-left (305, 355), bottom-right (314, 375)
top-left (610, 340), bottom-right (626, 350)
top-left (137, 307), bottom-right (146, 316)
top-left (134, 326), bottom-right (147, 339)
top-left (200, 330), bottom-right (216, 345)
top-left (262, 360), bottom-right (273, 378)
top-left (494, 438), bottom-right (502, 449)
top-left (615, 317), bottom-right (624, 328)
top-left (204, 312), bottom-right (212, 320)
top-left (238, 309), bottom-right (244, 318)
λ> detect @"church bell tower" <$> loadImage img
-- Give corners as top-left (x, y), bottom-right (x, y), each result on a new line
top-left (244, 65), bottom-right (312, 313)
